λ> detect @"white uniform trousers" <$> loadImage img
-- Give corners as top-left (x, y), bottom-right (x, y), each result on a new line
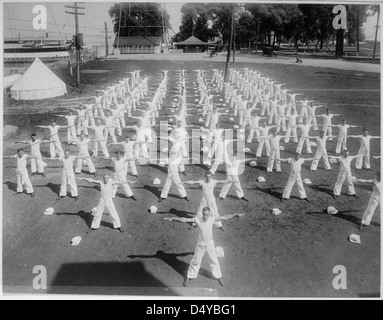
top-left (134, 143), bottom-right (149, 159)
top-left (247, 128), bottom-right (260, 143)
top-left (299, 108), bottom-right (307, 123)
top-left (77, 117), bottom-right (89, 136)
top-left (91, 198), bottom-right (122, 229)
top-left (50, 139), bottom-right (64, 159)
top-left (310, 150), bottom-right (331, 171)
top-left (323, 124), bottom-right (333, 140)
top-left (93, 140), bottom-right (109, 158)
top-left (124, 158), bottom-right (138, 176)
top-left (296, 137), bottom-right (312, 154)
top-left (282, 174), bottom-right (306, 199)
top-left (113, 174), bottom-right (133, 198)
top-left (67, 126), bottom-right (78, 144)
top-left (187, 240), bottom-right (222, 280)
top-left (160, 174), bottom-right (187, 199)
top-left (31, 157), bottom-right (46, 174)
top-left (267, 148), bottom-right (281, 172)
top-left (276, 116), bottom-right (286, 132)
top-left (355, 147), bottom-right (370, 169)
top-left (105, 128), bottom-right (118, 144)
top-left (333, 172), bottom-right (355, 196)
top-left (60, 170), bottom-right (78, 197)
top-left (256, 139), bottom-right (271, 158)
top-left (285, 126), bottom-right (298, 143)
top-left (361, 196), bottom-right (380, 226)
top-left (219, 175), bottom-right (244, 199)
top-left (336, 136), bottom-right (347, 154)
top-left (17, 169), bottom-right (34, 194)
top-left (75, 157), bottom-right (96, 174)
top-left (307, 116), bottom-right (318, 131)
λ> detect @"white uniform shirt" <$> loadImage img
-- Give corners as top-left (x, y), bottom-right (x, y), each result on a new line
top-left (65, 115), bottom-right (77, 127)
top-left (100, 180), bottom-right (114, 200)
top-left (94, 125), bottom-right (106, 140)
top-left (322, 114), bottom-right (334, 126)
top-left (298, 124), bottom-right (311, 137)
top-left (113, 158), bottom-right (126, 176)
top-left (60, 156), bottom-right (76, 171)
top-left (339, 156), bottom-right (356, 173)
top-left (338, 124), bottom-right (350, 138)
top-left (15, 154), bottom-right (29, 171)
top-left (315, 136), bottom-right (328, 153)
top-left (77, 139), bottom-right (91, 156)
top-left (49, 125), bottom-right (61, 141)
top-left (30, 140), bottom-right (42, 157)
top-left (199, 180), bottom-right (218, 202)
top-left (269, 135), bottom-right (283, 149)
top-left (123, 141), bottom-right (136, 158)
top-left (195, 216), bottom-right (215, 244)
top-left (288, 158), bottom-right (305, 177)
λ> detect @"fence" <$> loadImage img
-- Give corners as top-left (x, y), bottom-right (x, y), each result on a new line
top-left (119, 46), bottom-right (160, 54)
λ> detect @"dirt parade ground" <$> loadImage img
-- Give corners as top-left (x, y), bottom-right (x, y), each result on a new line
top-left (2, 54), bottom-right (381, 298)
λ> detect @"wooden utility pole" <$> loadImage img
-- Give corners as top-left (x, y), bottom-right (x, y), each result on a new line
top-left (66, 2), bottom-right (85, 86)
top-left (232, 6), bottom-right (235, 63)
top-left (255, 20), bottom-right (261, 52)
top-left (373, 8), bottom-right (380, 60)
top-left (224, 5), bottom-right (234, 82)
top-left (356, 5), bottom-right (359, 53)
top-left (104, 22), bottom-right (110, 58)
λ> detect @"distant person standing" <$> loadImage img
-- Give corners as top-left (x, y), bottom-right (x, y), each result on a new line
top-left (349, 128), bottom-right (381, 170)
top-left (278, 152), bottom-right (313, 202)
top-left (3, 148), bottom-right (35, 197)
top-left (164, 208), bottom-right (245, 287)
top-left (329, 150), bottom-right (364, 200)
top-left (37, 119), bottom-right (66, 158)
top-left (79, 174), bottom-right (125, 234)
top-left (354, 171), bottom-right (381, 230)
top-left (15, 133), bottom-right (49, 177)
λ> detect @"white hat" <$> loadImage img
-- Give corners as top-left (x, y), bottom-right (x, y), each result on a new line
top-left (250, 160), bottom-right (257, 167)
top-left (43, 207), bottom-right (54, 216)
top-left (279, 146), bottom-right (285, 151)
top-left (303, 178), bottom-right (312, 184)
top-left (149, 206), bottom-right (158, 214)
top-left (204, 160), bottom-right (212, 167)
top-left (234, 125), bottom-right (240, 129)
top-left (310, 142), bottom-right (317, 147)
top-left (158, 161), bottom-right (166, 167)
top-left (201, 135), bottom-right (208, 141)
top-left (153, 178), bottom-right (161, 185)
top-left (162, 147), bottom-right (169, 153)
top-left (271, 208), bottom-right (282, 216)
top-left (225, 110), bottom-right (229, 113)
top-left (198, 109), bottom-right (203, 113)
top-left (195, 99), bottom-right (199, 102)
top-left (257, 176), bottom-right (266, 182)
top-left (201, 147), bottom-right (209, 152)
top-left (230, 117), bottom-right (235, 122)
top-left (215, 246), bottom-right (224, 258)
top-left (243, 148), bottom-right (251, 153)
top-left (171, 109), bottom-right (175, 113)
top-left (220, 99), bottom-right (224, 102)
top-left (349, 234), bottom-right (361, 244)
top-left (169, 118), bottom-right (174, 123)
top-left (327, 206), bottom-right (338, 215)
top-left (199, 118), bottom-right (204, 123)
top-left (239, 134), bottom-right (245, 139)
top-left (174, 98), bottom-right (178, 102)
top-left (71, 236), bottom-right (82, 247)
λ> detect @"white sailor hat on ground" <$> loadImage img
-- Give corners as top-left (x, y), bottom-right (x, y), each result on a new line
top-left (204, 160), bottom-right (212, 167)
top-left (303, 178), bottom-right (312, 184)
top-left (280, 146), bottom-right (285, 151)
top-left (243, 148), bottom-right (251, 153)
top-left (349, 234), bottom-right (361, 244)
top-left (271, 208), bottom-right (282, 216)
top-left (327, 206), bottom-right (338, 215)
top-left (44, 207), bottom-right (54, 215)
top-left (230, 117), bottom-right (235, 122)
top-left (199, 118), bottom-right (204, 123)
top-left (149, 206), bottom-right (158, 214)
top-left (71, 236), bottom-right (82, 247)
top-left (257, 176), bottom-right (266, 182)
top-left (234, 125), bottom-right (240, 129)
top-left (153, 178), bottom-right (162, 185)
top-left (215, 246), bottom-right (224, 258)
top-left (250, 160), bottom-right (257, 167)
top-left (162, 147), bottom-right (169, 153)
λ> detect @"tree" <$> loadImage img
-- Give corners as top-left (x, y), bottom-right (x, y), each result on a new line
top-left (178, 3), bottom-right (216, 42)
top-left (109, 3), bottom-right (170, 38)
top-left (345, 5), bottom-right (370, 45)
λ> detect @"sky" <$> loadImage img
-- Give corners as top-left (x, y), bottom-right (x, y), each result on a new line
top-left (2, 1), bottom-right (380, 45)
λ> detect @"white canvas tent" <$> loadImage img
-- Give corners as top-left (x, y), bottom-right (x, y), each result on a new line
top-left (11, 57), bottom-right (67, 100)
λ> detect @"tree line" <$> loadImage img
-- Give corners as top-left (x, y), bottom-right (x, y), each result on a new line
top-left (176, 3), bottom-right (377, 50)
